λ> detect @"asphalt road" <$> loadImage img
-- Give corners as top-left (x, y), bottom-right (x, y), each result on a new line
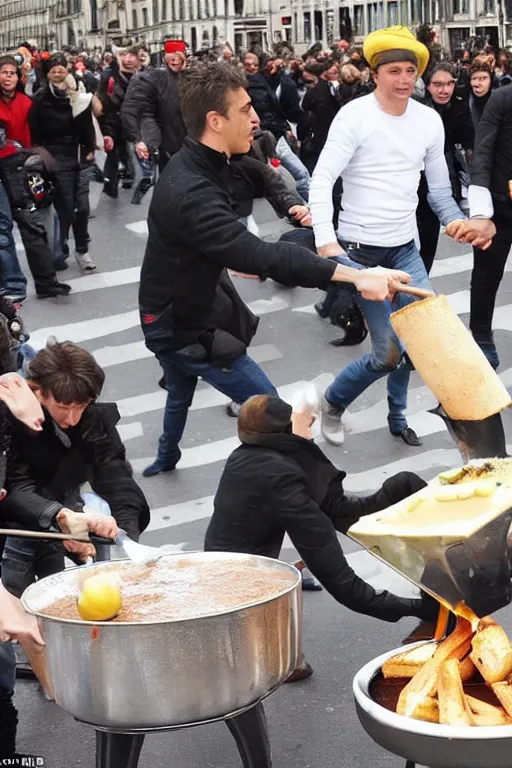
top-left (11, 175), bottom-right (512, 768)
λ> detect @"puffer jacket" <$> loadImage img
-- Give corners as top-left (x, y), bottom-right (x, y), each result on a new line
top-left (245, 73), bottom-right (288, 139)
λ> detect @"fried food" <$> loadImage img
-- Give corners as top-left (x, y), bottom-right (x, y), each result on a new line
top-left (459, 654), bottom-right (476, 682)
top-left (491, 681), bottom-right (512, 718)
top-left (470, 621), bottom-right (512, 685)
top-left (397, 618), bottom-right (474, 718)
top-left (466, 695), bottom-right (511, 725)
top-left (382, 643), bottom-right (436, 679)
top-left (438, 659), bottom-right (474, 726)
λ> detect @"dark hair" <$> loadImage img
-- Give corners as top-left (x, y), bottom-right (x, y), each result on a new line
top-left (426, 61), bottom-right (456, 83)
top-left (27, 340), bottom-right (105, 405)
top-left (46, 53), bottom-right (68, 73)
top-left (0, 56), bottom-right (18, 71)
top-left (238, 395), bottom-right (292, 439)
top-left (470, 61), bottom-right (493, 76)
top-left (179, 63), bottom-right (247, 139)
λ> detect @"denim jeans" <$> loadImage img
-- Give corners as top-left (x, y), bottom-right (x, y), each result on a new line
top-left (2, 539), bottom-right (65, 598)
top-left (275, 136), bottom-right (310, 202)
top-left (143, 315), bottom-right (277, 466)
top-left (0, 641), bottom-right (16, 755)
top-left (0, 181), bottom-right (27, 297)
top-left (326, 240), bottom-right (432, 433)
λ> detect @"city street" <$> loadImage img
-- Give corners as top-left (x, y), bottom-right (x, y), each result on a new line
top-left (13, 176), bottom-right (512, 767)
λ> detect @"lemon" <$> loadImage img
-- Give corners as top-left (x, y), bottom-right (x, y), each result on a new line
top-left (435, 484), bottom-right (475, 502)
top-left (77, 573), bottom-right (122, 621)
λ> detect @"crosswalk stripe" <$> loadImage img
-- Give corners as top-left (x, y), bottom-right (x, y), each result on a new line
top-left (117, 422), bottom-right (143, 442)
top-left (66, 267), bottom-right (140, 294)
top-left (30, 310), bottom-right (140, 349)
top-left (92, 340), bottom-right (151, 368)
top-left (31, 297), bottom-right (289, 350)
top-left (130, 435), bottom-right (240, 473)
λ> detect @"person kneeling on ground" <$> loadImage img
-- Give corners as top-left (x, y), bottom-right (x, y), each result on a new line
top-left (205, 395), bottom-right (437, 680)
top-left (1, 339), bottom-right (150, 599)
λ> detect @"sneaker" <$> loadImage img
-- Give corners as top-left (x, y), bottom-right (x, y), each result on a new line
top-left (2, 294), bottom-right (26, 303)
top-left (227, 401), bottom-right (242, 417)
top-left (36, 281), bottom-right (71, 299)
top-left (320, 396), bottom-right (345, 445)
top-left (75, 251), bottom-right (96, 272)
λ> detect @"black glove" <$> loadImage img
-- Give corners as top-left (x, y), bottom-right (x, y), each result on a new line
top-left (401, 592), bottom-right (441, 622)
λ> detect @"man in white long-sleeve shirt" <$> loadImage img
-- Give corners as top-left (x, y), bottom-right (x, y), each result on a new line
top-left (309, 25), bottom-right (466, 447)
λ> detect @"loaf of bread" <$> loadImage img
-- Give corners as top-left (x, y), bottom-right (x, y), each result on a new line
top-left (391, 295), bottom-right (511, 420)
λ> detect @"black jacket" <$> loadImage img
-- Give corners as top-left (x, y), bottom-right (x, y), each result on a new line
top-left (419, 94), bottom-right (474, 202)
top-left (266, 71), bottom-right (305, 127)
top-left (97, 67), bottom-right (134, 143)
top-left (301, 78), bottom-right (340, 157)
top-left (245, 74), bottom-right (289, 139)
top-left (139, 138), bottom-right (336, 358)
top-left (471, 84), bottom-right (512, 210)
top-left (205, 433), bottom-right (428, 622)
top-left (230, 150), bottom-right (302, 218)
top-left (29, 85), bottom-right (95, 171)
top-left (121, 67), bottom-right (186, 157)
top-left (1, 402), bottom-right (149, 541)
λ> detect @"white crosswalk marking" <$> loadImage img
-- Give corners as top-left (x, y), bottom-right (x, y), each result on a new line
top-left (117, 422), bottom-right (143, 441)
top-left (30, 310), bottom-right (140, 348)
top-left (66, 267), bottom-right (140, 294)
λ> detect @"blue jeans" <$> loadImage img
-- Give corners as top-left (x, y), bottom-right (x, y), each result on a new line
top-left (275, 136), bottom-right (310, 202)
top-left (0, 181), bottom-right (27, 297)
top-left (143, 316), bottom-right (277, 466)
top-left (326, 240), bottom-right (432, 433)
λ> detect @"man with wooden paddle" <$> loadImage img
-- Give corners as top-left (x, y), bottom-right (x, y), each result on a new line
top-left (309, 25), bottom-right (495, 449)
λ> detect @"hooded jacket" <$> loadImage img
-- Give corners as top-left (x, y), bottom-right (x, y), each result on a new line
top-left (206, 431), bottom-right (430, 622)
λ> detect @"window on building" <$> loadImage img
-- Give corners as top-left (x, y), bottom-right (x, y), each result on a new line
top-left (153, 0), bottom-right (159, 22)
top-left (411, 0), bottom-right (421, 22)
top-left (204, 0), bottom-right (209, 16)
top-left (453, 0), bottom-right (469, 12)
top-left (188, 0), bottom-right (194, 18)
top-left (179, 0), bottom-right (185, 18)
top-left (388, 0), bottom-right (398, 23)
top-left (354, 3), bottom-right (364, 34)
top-left (303, 10), bottom-right (311, 41)
top-left (132, 7), bottom-right (137, 26)
top-left (162, 0), bottom-right (167, 18)
top-left (367, 2), bottom-right (378, 31)
top-left (234, 0), bottom-right (243, 14)
top-left (484, 0), bottom-right (495, 12)
top-left (142, 6), bottom-right (149, 24)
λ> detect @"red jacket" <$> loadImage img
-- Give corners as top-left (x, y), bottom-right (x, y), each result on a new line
top-left (0, 91), bottom-right (32, 159)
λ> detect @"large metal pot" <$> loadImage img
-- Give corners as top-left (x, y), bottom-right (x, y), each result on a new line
top-left (22, 552), bottom-right (302, 731)
top-left (353, 643), bottom-right (512, 768)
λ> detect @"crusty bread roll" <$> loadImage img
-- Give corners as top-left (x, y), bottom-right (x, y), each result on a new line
top-left (391, 295), bottom-right (511, 420)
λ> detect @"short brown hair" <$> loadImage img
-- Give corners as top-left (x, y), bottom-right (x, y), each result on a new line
top-left (179, 62), bottom-right (247, 139)
top-left (27, 340), bottom-right (105, 404)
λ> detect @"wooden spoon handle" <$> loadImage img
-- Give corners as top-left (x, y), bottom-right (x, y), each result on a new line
top-left (394, 284), bottom-right (436, 299)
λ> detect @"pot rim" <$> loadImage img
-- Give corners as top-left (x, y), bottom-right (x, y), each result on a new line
top-left (21, 551), bottom-right (301, 627)
top-left (353, 641), bottom-right (512, 741)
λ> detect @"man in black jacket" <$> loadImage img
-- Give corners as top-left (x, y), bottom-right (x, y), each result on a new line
top-left (459, 85), bottom-right (512, 368)
top-left (243, 52), bottom-right (310, 200)
top-left (121, 40), bottom-right (187, 191)
top-left (97, 46), bottom-right (139, 198)
top-left (1, 340), bottom-right (150, 597)
top-left (138, 62), bottom-right (412, 477)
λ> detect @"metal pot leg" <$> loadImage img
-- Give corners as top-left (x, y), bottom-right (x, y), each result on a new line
top-left (225, 703), bottom-right (272, 768)
top-left (95, 731), bottom-right (145, 768)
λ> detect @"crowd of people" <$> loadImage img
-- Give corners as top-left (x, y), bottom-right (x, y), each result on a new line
top-left (0, 19), bottom-right (510, 765)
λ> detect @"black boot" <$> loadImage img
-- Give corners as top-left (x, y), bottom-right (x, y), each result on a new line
top-left (131, 178), bottom-right (152, 205)
top-left (103, 179), bottom-right (118, 199)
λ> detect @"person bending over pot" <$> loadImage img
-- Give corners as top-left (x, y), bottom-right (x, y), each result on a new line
top-left (205, 395), bottom-right (437, 678)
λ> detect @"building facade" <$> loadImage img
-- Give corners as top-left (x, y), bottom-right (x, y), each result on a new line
top-left (0, 0), bottom-right (509, 54)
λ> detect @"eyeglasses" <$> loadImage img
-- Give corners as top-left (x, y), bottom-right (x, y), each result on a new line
top-left (430, 80), bottom-right (456, 88)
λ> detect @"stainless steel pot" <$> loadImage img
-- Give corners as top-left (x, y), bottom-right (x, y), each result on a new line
top-left (22, 552), bottom-right (302, 731)
top-left (353, 643), bottom-right (512, 768)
